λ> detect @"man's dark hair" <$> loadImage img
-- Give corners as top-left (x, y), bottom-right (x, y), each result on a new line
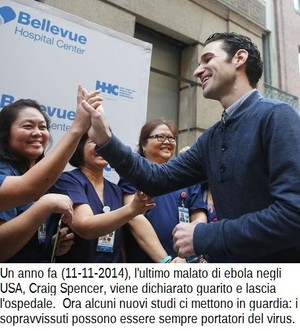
top-left (204, 32), bottom-right (263, 88)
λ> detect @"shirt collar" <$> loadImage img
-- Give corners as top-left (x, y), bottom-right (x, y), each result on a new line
top-left (224, 89), bottom-right (257, 119)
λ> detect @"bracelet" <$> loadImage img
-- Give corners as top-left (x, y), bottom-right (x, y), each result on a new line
top-left (160, 255), bottom-right (172, 263)
top-left (185, 255), bottom-right (199, 263)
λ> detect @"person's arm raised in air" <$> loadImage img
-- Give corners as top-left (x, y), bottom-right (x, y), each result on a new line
top-left (0, 85), bottom-right (101, 211)
top-left (0, 193), bottom-right (73, 262)
top-left (82, 100), bottom-right (194, 197)
top-left (81, 100), bottom-right (111, 147)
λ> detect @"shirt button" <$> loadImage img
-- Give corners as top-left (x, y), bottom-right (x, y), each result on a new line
top-left (220, 164), bottom-right (226, 173)
top-left (221, 144), bottom-right (228, 152)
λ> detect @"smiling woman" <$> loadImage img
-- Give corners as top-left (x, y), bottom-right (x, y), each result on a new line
top-left (0, 99), bottom-right (51, 171)
top-left (0, 85), bottom-right (105, 262)
top-left (0, 99), bottom-right (73, 262)
top-left (119, 118), bottom-right (208, 263)
top-left (4, 100), bottom-right (51, 168)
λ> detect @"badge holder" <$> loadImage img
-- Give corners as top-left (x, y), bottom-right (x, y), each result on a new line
top-left (96, 206), bottom-right (115, 253)
top-left (38, 222), bottom-right (46, 244)
top-left (178, 192), bottom-right (207, 263)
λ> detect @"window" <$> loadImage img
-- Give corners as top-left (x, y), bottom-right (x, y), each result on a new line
top-left (134, 24), bottom-right (184, 123)
top-left (262, 32), bottom-right (272, 84)
top-left (294, 0), bottom-right (300, 12)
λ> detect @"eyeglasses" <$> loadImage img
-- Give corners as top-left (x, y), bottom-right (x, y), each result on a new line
top-left (148, 134), bottom-right (176, 143)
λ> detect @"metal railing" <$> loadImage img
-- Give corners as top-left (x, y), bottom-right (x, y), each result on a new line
top-left (264, 83), bottom-right (299, 110)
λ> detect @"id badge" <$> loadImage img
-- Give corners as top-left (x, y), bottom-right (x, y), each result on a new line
top-left (96, 232), bottom-right (115, 253)
top-left (178, 206), bottom-right (189, 223)
top-left (38, 222), bottom-right (46, 244)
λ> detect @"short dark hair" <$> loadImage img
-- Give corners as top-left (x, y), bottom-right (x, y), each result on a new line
top-left (137, 118), bottom-right (178, 157)
top-left (0, 99), bottom-right (51, 173)
top-left (204, 32), bottom-right (263, 88)
top-left (69, 133), bottom-right (89, 168)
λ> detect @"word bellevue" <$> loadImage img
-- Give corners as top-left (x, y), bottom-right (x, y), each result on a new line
top-left (17, 11), bottom-right (87, 45)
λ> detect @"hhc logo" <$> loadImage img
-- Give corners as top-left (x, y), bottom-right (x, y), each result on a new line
top-left (95, 80), bottom-right (119, 96)
top-left (0, 6), bottom-right (16, 25)
top-left (95, 80), bottom-right (136, 100)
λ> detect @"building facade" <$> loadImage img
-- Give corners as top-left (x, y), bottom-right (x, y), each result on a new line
top-left (264, 0), bottom-right (300, 111)
top-left (37, 0), bottom-right (299, 150)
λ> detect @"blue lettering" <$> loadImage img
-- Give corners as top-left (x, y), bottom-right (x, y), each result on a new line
top-left (40, 105), bottom-right (75, 120)
top-left (17, 11), bottom-right (30, 25)
top-left (50, 25), bottom-right (59, 35)
top-left (68, 32), bottom-right (79, 42)
top-left (0, 97), bottom-right (75, 121)
top-left (67, 110), bottom-right (75, 121)
top-left (41, 105), bottom-right (56, 117)
top-left (60, 29), bottom-right (69, 38)
top-left (31, 18), bottom-right (41, 29)
top-left (17, 11), bottom-right (87, 45)
top-left (95, 81), bottom-right (119, 96)
top-left (78, 35), bottom-right (87, 44)
top-left (0, 94), bottom-right (15, 108)
top-left (56, 108), bottom-right (67, 119)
